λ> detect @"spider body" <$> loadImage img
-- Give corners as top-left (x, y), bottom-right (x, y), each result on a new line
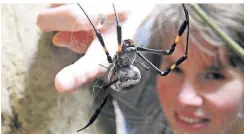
top-left (76, 3), bottom-right (190, 132)
top-left (108, 63), bottom-right (141, 92)
top-left (107, 39), bottom-right (141, 92)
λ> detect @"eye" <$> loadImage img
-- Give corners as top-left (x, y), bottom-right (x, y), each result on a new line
top-left (205, 72), bottom-right (225, 80)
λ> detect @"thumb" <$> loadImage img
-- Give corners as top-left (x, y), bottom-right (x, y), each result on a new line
top-left (55, 55), bottom-right (108, 93)
top-left (55, 26), bottom-right (118, 93)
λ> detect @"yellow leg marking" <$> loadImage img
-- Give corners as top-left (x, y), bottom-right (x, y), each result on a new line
top-left (170, 64), bottom-right (176, 70)
top-left (174, 35), bottom-right (180, 44)
top-left (133, 41), bottom-right (136, 46)
top-left (118, 44), bottom-right (122, 52)
top-left (103, 47), bottom-right (107, 52)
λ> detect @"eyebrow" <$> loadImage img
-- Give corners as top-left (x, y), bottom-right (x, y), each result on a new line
top-left (205, 55), bottom-right (226, 71)
top-left (163, 55), bottom-right (226, 71)
top-left (164, 58), bottom-right (226, 71)
top-left (205, 65), bottom-right (225, 71)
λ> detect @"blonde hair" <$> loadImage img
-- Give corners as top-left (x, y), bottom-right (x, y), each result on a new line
top-left (144, 4), bottom-right (244, 71)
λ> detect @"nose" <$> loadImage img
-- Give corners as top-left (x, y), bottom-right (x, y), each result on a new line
top-left (178, 80), bottom-right (203, 107)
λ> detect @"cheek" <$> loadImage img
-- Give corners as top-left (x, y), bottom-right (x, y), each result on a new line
top-left (204, 80), bottom-right (244, 127)
top-left (157, 74), bottom-right (182, 106)
top-left (207, 80), bottom-right (243, 111)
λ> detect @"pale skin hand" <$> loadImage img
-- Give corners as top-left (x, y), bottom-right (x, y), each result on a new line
top-left (36, 4), bottom-right (128, 92)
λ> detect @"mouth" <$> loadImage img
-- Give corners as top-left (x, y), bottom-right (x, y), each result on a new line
top-left (174, 112), bottom-right (210, 129)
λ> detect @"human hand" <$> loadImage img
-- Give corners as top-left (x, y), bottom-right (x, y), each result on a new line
top-left (37, 3), bottom-right (128, 92)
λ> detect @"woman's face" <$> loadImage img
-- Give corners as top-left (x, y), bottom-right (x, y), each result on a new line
top-left (157, 37), bottom-right (244, 133)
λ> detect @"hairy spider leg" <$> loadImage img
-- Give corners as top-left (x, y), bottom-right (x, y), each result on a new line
top-left (136, 4), bottom-right (189, 76)
top-left (77, 79), bottom-right (119, 132)
top-left (77, 3), bottom-right (113, 63)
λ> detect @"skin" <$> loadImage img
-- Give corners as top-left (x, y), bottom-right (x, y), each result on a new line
top-left (157, 34), bottom-right (244, 133)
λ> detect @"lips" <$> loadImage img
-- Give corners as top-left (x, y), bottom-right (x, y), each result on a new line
top-left (177, 113), bottom-right (209, 124)
top-left (174, 112), bottom-right (210, 129)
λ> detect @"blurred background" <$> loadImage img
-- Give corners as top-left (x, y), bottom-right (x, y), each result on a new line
top-left (1, 4), bottom-right (114, 133)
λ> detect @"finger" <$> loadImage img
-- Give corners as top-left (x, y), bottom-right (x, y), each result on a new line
top-left (37, 4), bottom-right (129, 32)
top-left (52, 11), bottom-right (128, 54)
top-left (54, 30), bottom-right (118, 93)
top-left (52, 30), bottom-right (95, 54)
top-left (37, 4), bottom-right (99, 32)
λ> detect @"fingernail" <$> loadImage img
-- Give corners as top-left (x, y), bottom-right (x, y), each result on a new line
top-left (52, 32), bottom-right (67, 47)
top-left (52, 33), bottom-right (60, 45)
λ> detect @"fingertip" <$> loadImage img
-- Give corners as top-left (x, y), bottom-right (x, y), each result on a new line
top-left (55, 67), bottom-right (76, 93)
top-left (37, 10), bottom-right (56, 32)
top-left (36, 13), bottom-right (44, 31)
top-left (54, 78), bottom-right (66, 93)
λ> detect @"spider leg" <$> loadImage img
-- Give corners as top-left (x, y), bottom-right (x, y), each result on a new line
top-left (112, 4), bottom-right (122, 48)
top-left (77, 3), bottom-right (113, 63)
top-left (137, 52), bottom-right (186, 76)
top-left (112, 3), bottom-right (123, 67)
top-left (136, 4), bottom-right (189, 56)
top-left (136, 18), bottom-right (188, 55)
top-left (77, 79), bottom-right (119, 132)
top-left (134, 59), bottom-right (150, 71)
top-left (136, 4), bottom-right (189, 76)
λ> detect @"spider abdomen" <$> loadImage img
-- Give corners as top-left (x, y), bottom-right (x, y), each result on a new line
top-left (109, 65), bottom-right (141, 92)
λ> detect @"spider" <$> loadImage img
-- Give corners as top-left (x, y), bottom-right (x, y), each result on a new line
top-left (76, 3), bottom-right (189, 132)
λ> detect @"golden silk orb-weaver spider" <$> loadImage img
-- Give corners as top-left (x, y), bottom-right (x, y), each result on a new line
top-left (76, 3), bottom-right (189, 132)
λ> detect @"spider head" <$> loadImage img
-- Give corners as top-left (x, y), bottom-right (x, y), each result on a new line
top-left (122, 39), bottom-right (136, 50)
